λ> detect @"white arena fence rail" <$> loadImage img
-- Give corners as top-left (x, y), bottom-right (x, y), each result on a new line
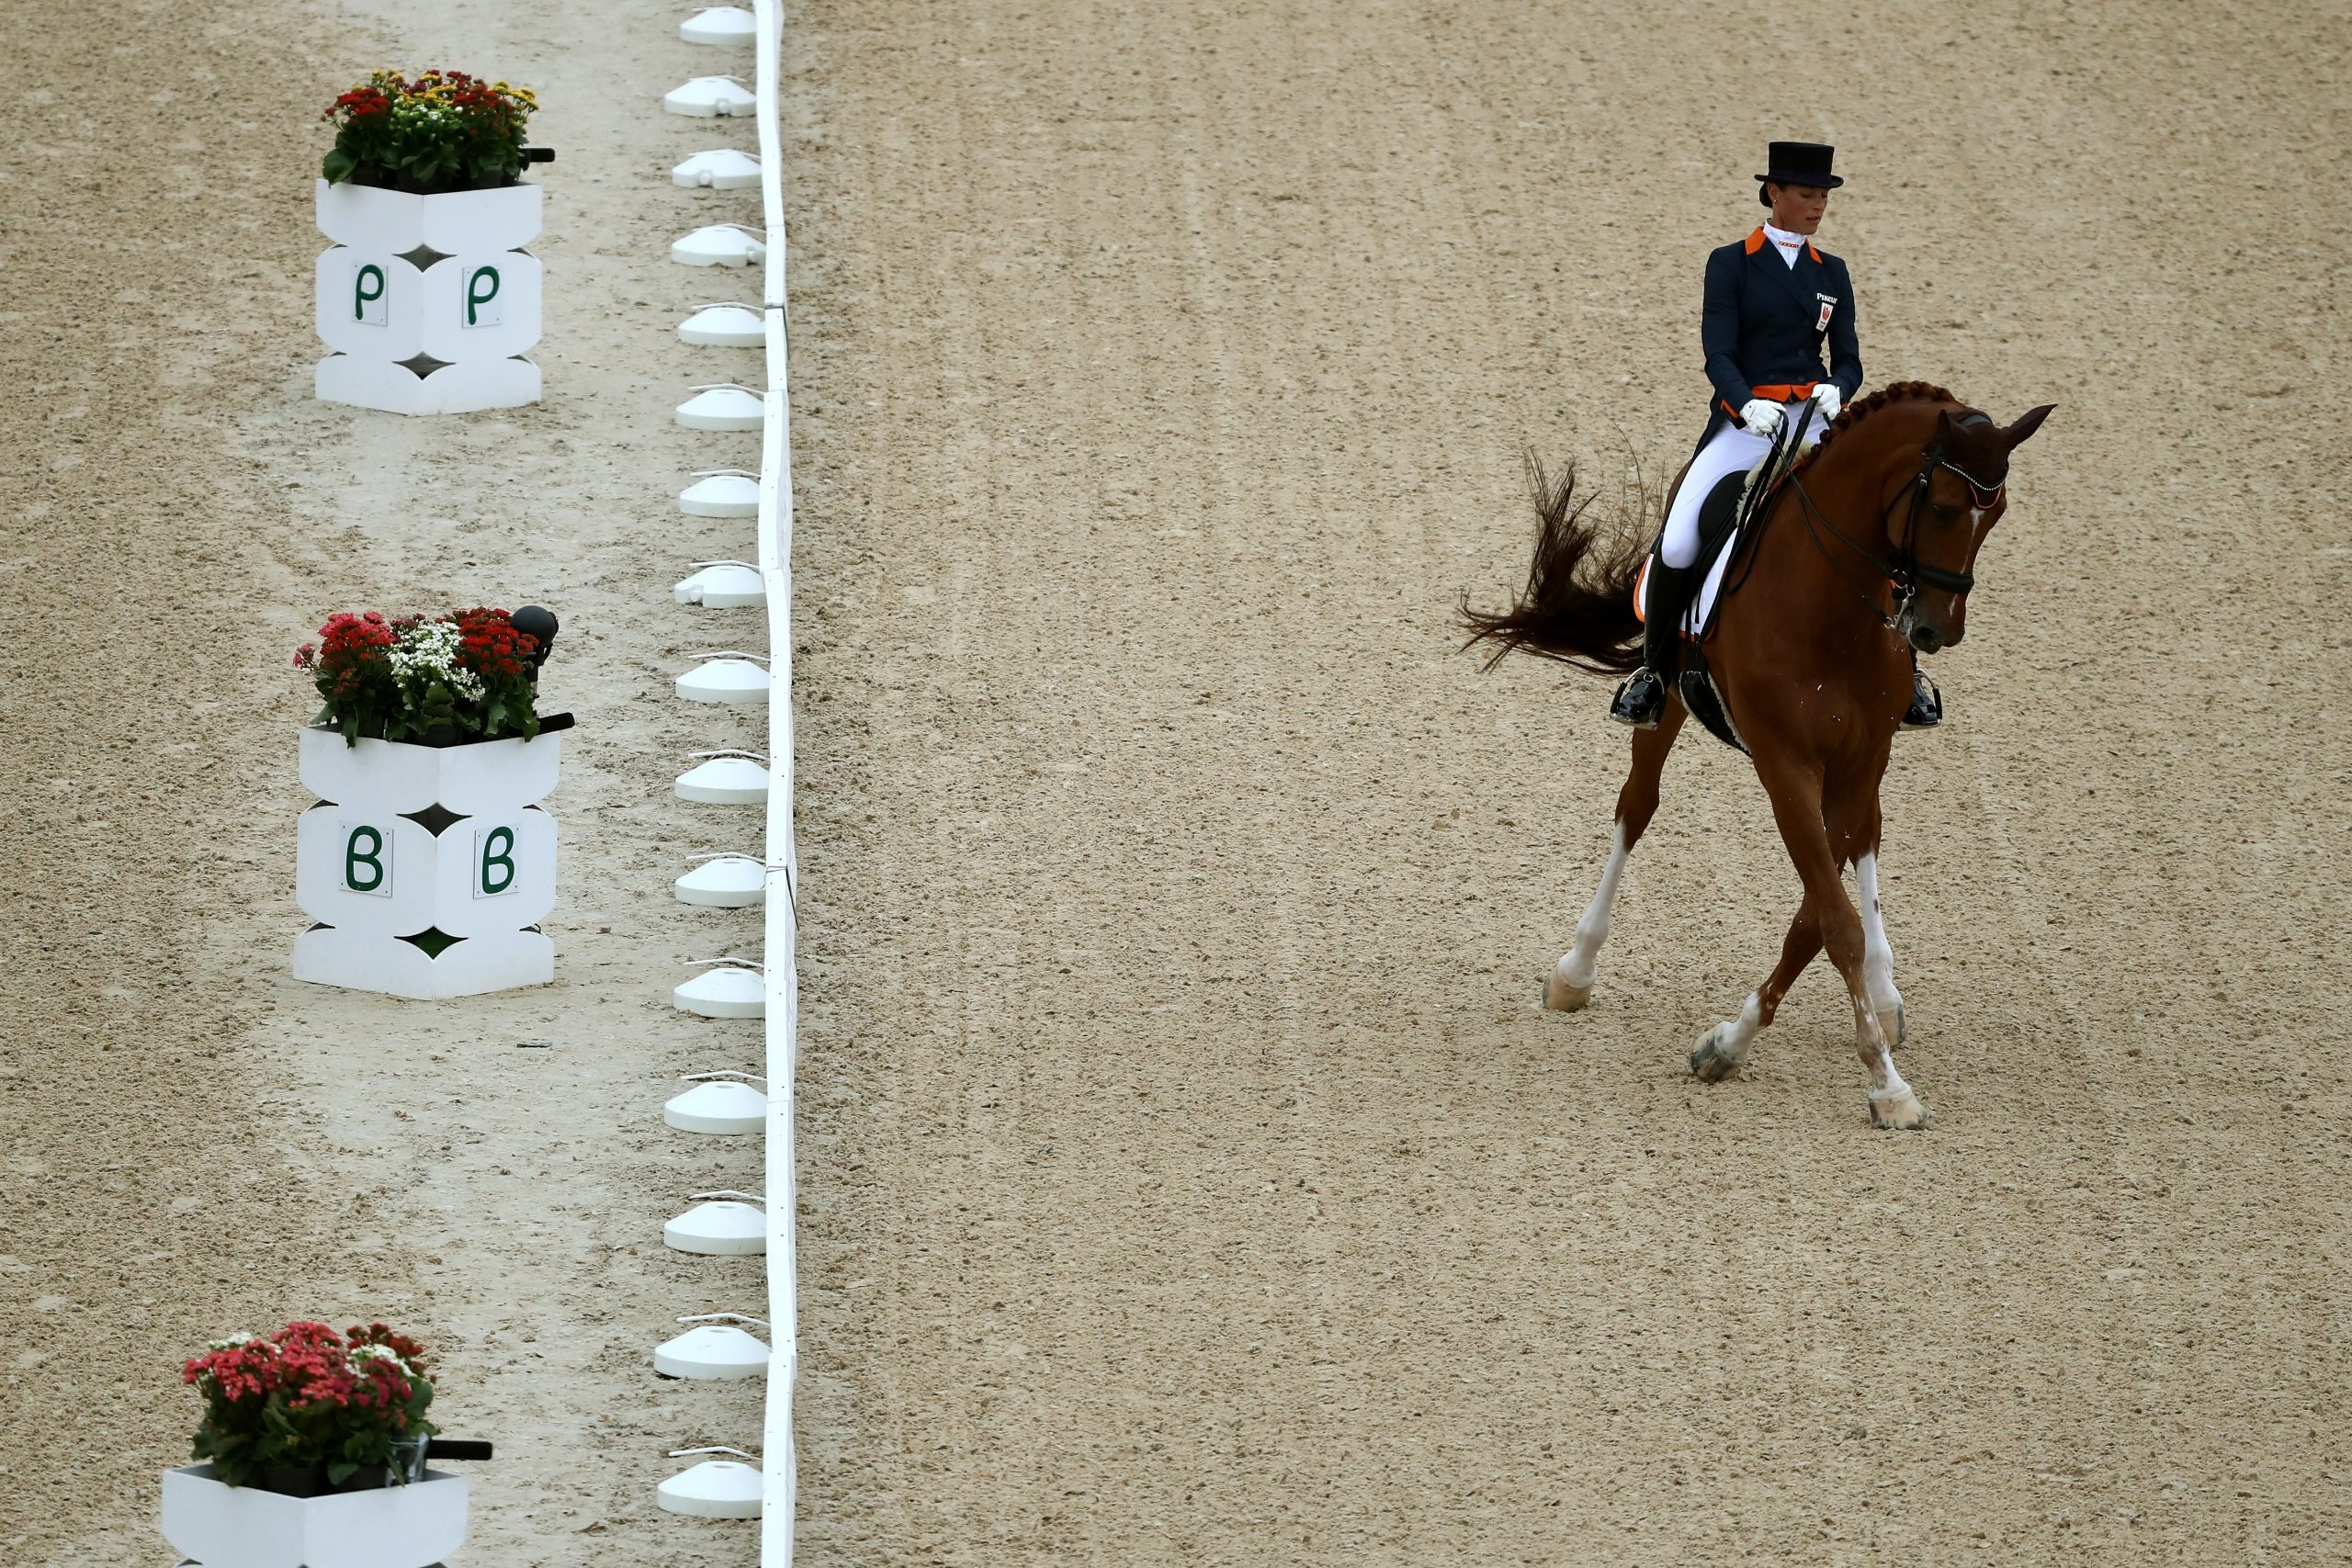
top-left (747, 0), bottom-right (798, 1559)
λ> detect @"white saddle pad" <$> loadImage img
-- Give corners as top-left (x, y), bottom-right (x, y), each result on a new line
top-left (1634, 457), bottom-right (1771, 636)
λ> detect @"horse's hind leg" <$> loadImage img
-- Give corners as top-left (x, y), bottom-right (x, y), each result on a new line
top-left (1547, 700), bottom-right (1684, 1010)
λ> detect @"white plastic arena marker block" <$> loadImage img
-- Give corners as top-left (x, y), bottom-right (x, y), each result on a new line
top-left (317, 179), bottom-right (541, 255)
top-left (316, 353), bottom-right (543, 417)
top-left (673, 561), bottom-right (766, 609)
top-left (654, 1315), bottom-right (771, 1379)
top-left (313, 181), bottom-right (544, 416)
top-left (673, 958), bottom-right (765, 1018)
top-left (678, 301), bottom-right (764, 347)
top-left (676, 652), bottom-right (771, 704)
top-left (299, 724), bottom-right (562, 818)
top-left (294, 926), bottom-right (555, 1000)
top-left (665, 1074), bottom-right (769, 1134)
top-left (164, 1464), bottom-right (469, 1568)
top-left (314, 252), bottom-right (428, 359)
top-left (675, 854), bottom-right (765, 908)
top-left (671, 224), bottom-right (766, 268)
top-left (674, 750), bottom-right (771, 804)
top-left (680, 469), bottom-right (761, 517)
top-left (292, 724), bottom-right (566, 999)
top-left (680, 5), bottom-right (758, 45)
top-left (676, 384), bottom-right (765, 431)
top-left (664, 1194), bottom-right (767, 1256)
top-left (663, 75), bottom-right (755, 118)
top-left (672, 148), bottom-right (763, 189)
top-left (417, 250), bottom-right (545, 362)
top-left (658, 1451), bottom-right (763, 1517)
top-left (296, 805), bottom-right (556, 940)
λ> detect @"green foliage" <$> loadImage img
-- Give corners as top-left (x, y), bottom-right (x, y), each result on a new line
top-left (296, 609), bottom-right (546, 749)
top-left (320, 70), bottom-right (538, 195)
top-left (182, 1324), bottom-right (438, 1492)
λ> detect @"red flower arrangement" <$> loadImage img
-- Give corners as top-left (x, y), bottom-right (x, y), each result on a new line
top-left (322, 68), bottom-right (540, 193)
top-left (296, 606), bottom-right (545, 748)
top-left (183, 1322), bottom-right (439, 1491)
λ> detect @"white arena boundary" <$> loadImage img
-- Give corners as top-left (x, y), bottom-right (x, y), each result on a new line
top-left (733, 0), bottom-right (799, 1551)
top-left (746, 0), bottom-right (800, 1557)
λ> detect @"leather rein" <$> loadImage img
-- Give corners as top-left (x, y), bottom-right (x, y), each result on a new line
top-left (1784, 415), bottom-right (2006, 636)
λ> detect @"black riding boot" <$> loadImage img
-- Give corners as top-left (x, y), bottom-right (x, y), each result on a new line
top-left (1609, 559), bottom-right (1698, 728)
top-left (1902, 660), bottom-right (1943, 729)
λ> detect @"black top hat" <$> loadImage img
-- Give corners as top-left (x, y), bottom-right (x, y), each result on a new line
top-left (1755, 141), bottom-right (1843, 191)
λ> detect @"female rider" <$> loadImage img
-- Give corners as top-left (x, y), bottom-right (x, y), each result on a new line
top-left (1609, 141), bottom-right (1940, 730)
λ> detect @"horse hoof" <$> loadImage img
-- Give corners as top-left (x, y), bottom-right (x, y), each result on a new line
top-left (1690, 1026), bottom-right (1739, 1083)
top-left (1869, 1088), bottom-right (1931, 1131)
top-left (1544, 973), bottom-right (1592, 1012)
top-left (1875, 1003), bottom-right (1906, 1047)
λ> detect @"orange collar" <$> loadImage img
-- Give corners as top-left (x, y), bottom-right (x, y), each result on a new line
top-left (1745, 226), bottom-right (1824, 264)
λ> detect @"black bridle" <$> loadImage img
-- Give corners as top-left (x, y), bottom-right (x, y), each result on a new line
top-left (1787, 418), bottom-right (2006, 637)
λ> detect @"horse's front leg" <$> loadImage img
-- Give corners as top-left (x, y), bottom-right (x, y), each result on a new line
top-left (1547, 700), bottom-right (1684, 1010)
top-left (1689, 904), bottom-right (1820, 1081)
top-left (1749, 763), bottom-right (1928, 1128)
top-left (1856, 839), bottom-right (1905, 1049)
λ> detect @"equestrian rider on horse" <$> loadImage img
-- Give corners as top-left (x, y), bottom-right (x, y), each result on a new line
top-left (1610, 141), bottom-right (1941, 731)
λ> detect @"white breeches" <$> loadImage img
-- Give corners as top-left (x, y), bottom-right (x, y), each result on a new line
top-left (1661, 397), bottom-right (1826, 570)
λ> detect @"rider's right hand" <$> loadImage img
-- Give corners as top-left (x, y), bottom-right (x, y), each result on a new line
top-left (1740, 398), bottom-right (1784, 437)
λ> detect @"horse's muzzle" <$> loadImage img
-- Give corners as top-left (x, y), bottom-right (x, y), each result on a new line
top-left (1908, 624), bottom-right (1943, 654)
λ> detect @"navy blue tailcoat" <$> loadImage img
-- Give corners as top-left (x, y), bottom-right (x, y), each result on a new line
top-left (1697, 226), bottom-right (1862, 451)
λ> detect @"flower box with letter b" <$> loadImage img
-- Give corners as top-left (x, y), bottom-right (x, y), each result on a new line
top-left (167, 1322), bottom-right (471, 1568)
top-left (162, 1463), bottom-right (467, 1568)
top-left (289, 606), bottom-right (567, 998)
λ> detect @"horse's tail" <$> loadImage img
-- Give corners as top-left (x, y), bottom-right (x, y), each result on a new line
top-left (1459, 452), bottom-right (1649, 676)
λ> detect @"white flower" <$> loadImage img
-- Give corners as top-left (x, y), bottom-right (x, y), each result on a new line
top-left (388, 620), bottom-right (488, 706)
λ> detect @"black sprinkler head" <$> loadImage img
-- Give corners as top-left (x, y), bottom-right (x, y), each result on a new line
top-left (512, 604), bottom-right (559, 670)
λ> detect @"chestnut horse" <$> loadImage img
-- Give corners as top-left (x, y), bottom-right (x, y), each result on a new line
top-left (1464, 383), bottom-right (2054, 1128)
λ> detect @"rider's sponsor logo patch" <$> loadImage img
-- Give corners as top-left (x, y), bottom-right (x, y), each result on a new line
top-left (1816, 293), bottom-right (1837, 330)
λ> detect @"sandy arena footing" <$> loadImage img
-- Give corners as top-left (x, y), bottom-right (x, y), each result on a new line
top-left (2, 1), bottom-right (2347, 1564)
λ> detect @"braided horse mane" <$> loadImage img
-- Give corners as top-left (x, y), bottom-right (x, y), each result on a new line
top-left (1794, 380), bottom-right (1963, 477)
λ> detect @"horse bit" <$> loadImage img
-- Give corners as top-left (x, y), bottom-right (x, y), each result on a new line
top-left (1787, 413), bottom-right (2007, 641)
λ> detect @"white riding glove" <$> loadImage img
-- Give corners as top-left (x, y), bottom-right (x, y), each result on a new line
top-left (1813, 385), bottom-right (1844, 424)
top-left (1740, 398), bottom-right (1784, 438)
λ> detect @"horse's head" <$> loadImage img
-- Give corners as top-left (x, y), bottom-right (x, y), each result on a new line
top-left (1887, 401), bottom-right (2056, 653)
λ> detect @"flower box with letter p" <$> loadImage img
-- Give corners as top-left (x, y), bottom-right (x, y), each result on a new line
top-left (312, 71), bottom-right (549, 414)
top-left (162, 1463), bottom-right (467, 1568)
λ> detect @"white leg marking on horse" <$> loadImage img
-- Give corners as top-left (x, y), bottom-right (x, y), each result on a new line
top-left (1873, 1053), bottom-right (1914, 1097)
top-left (1857, 990), bottom-right (1928, 1129)
top-left (1548, 823), bottom-right (1630, 1011)
top-left (1713, 991), bottom-right (1765, 1063)
top-left (1557, 823), bottom-right (1628, 993)
top-left (1690, 990), bottom-right (1764, 1081)
top-left (1856, 852), bottom-right (1902, 1020)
